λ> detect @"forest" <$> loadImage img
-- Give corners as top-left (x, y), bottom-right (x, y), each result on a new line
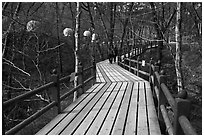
top-left (2, 2), bottom-right (202, 134)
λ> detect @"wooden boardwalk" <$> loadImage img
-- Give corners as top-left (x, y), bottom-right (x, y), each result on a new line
top-left (36, 60), bottom-right (161, 135)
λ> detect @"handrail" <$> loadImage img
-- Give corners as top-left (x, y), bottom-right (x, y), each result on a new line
top-left (160, 83), bottom-right (175, 109)
top-left (160, 104), bottom-right (174, 135)
top-left (3, 81), bottom-right (56, 108)
top-left (3, 63), bottom-right (96, 135)
top-left (179, 115), bottom-right (197, 135)
top-left (5, 101), bottom-right (57, 135)
top-left (118, 47), bottom-right (197, 135)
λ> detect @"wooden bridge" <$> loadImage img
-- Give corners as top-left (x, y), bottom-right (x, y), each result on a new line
top-left (36, 60), bottom-right (160, 135)
top-left (3, 50), bottom-right (197, 135)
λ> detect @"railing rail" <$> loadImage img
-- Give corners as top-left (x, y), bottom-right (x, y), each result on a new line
top-left (3, 62), bottom-right (96, 135)
top-left (118, 47), bottom-right (197, 135)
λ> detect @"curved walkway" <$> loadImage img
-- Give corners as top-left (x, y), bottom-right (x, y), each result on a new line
top-left (36, 60), bottom-right (161, 135)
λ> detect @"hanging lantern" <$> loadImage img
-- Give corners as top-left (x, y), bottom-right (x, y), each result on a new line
top-left (83, 30), bottom-right (91, 37)
top-left (26, 20), bottom-right (40, 32)
top-left (91, 33), bottom-right (97, 42)
top-left (63, 28), bottom-right (73, 37)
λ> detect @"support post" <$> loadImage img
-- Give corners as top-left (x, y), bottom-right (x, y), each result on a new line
top-left (173, 98), bottom-right (191, 135)
top-left (52, 69), bottom-right (61, 114)
top-left (129, 59), bottom-right (131, 72)
top-left (149, 58), bottom-right (153, 83)
top-left (134, 60), bottom-right (137, 75)
top-left (91, 59), bottom-right (96, 85)
top-left (137, 56), bottom-right (140, 76)
top-left (78, 62), bottom-right (84, 94)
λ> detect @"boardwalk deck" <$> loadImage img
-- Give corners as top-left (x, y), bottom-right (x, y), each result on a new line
top-left (36, 60), bottom-right (161, 135)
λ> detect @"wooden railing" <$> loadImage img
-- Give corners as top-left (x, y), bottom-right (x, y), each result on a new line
top-left (2, 61), bottom-right (96, 135)
top-left (118, 52), bottom-right (197, 135)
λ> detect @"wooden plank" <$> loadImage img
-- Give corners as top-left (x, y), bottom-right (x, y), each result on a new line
top-left (84, 82), bottom-right (123, 135)
top-left (98, 82), bottom-right (128, 135)
top-left (111, 66), bottom-right (129, 81)
top-left (97, 64), bottom-right (111, 82)
top-left (36, 113), bottom-right (67, 135)
top-left (37, 60), bottom-right (161, 135)
top-left (112, 65), bottom-right (138, 82)
top-left (59, 83), bottom-right (112, 135)
top-left (96, 67), bottom-right (101, 82)
top-left (113, 64), bottom-right (144, 81)
top-left (111, 82), bottom-right (133, 135)
top-left (96, 65), bottom-right (105, 82)
top-left (145, 87), bottom-right (161, 135)
top-left (107, 66), bottom-right (125, 82)
top-left (100, 64), bottom-right (117, 82)
top-left (36, 83), bottom-right (101, 135)
top-left (137, 82), bottom-right (148, 135)
top-left (124, 82), bottom-right (139, 135)
top-left (62, 83), bottom-right (117, 135)
top-left (106, 67), bottom-right (125, 82)
top-left (47, 83), bottom-right (105, 135)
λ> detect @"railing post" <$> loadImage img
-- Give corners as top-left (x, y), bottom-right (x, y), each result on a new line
top-left (78, 62), bottom-right (84, 94)
top-left (173, 98), bottom-right (191, 135)
top-left (137, 56), bottom-right (140, 76)
top-left (153, 65), bottom-right (159, 99)
top-left (51, 69), bottom-right (61, 114)
top-left (129, 59), bottom-right (131, 72)
top-left (91, 59), bottom-right (96, 85)
top-left (149, 58), bottom-right (153, 83)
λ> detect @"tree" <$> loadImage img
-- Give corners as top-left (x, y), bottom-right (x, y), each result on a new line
top-left (73, 2), bottom-right (81, 102)
top-left (175, 2), bottom-right (185, 97)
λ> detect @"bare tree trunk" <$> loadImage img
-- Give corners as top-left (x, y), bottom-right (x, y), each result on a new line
top-left (2, 2), bottom-right (21, 58)
top-left (175, 2), bottom-right (184, 94)
top-left (69, 2), bottom-right (75, 29)
top-left (149, 2), bottom-right (163, 65)
top-left (73, 2), bottom-right (81, 102)
top-left (109, 3), bottom-right (117, 49)
top-left (5, 3), bottom-right (21, 99)
top-left (87, 3), bottom-right (95, 30)
top-left (94, 3), bottom-right (109, 41)
top-left (56, 2), bottom-right (63, 74)
top-left (119, 3), bottom-right (134, 56)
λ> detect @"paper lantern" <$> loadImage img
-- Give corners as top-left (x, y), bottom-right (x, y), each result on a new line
top-left (63, 28), bottom-right (73, 37)
top-left (26, 20), bottom-right (40, 32)
top-left (83, 30), bottom-right (91, 37)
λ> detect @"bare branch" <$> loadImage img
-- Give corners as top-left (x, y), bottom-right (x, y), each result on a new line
top-left (37, 43), bottom-right (65, 53)
top-left (81, 3), bottom-right (89, 12)
top-left (94, 2), bottom-right (109, 40)
top-left (29, 2), bottom-right (44, 16)
top-left (2, 2), bottom-right (9, 13)
top-left (35, 94), bottom-right (50, 103)
top-left (82, 2), bottom-right (88, 9)
top-left (2, 15), bottom-right (26, 27)
top-left (13, 77), bottom-right (31, 91)
top-left (2, 2), bottom-right (21, 58)
top-left (192, 2), bottom-right (201, 21)
top-left (27, 2), bottom-right (35, 16)
top-left (3, 58), bottom-right (31, 77)
top-left (164, 9), bottom-right (176, 33)
top-left (3, 84), bottom-right (31, 91)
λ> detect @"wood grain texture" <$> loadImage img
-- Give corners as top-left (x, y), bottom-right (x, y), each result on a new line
top-left (36, 60), bottom-right (161, 135)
